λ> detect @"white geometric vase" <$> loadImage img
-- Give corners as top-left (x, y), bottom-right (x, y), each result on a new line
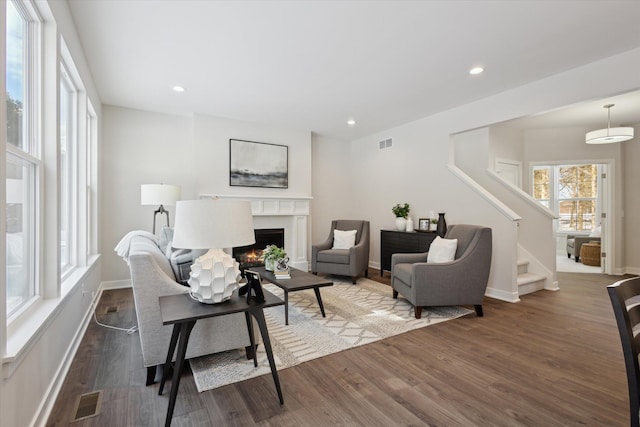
top-left (395, 217), bottom-right (407, 231)
top-left (188, 248), bottom-right (241, 304)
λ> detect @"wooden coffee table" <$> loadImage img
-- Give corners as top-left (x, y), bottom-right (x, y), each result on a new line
top-left (254, 267), bottom-right (333, 325)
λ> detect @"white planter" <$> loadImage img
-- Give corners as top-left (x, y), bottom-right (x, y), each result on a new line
top-left (395, 217), bottom-right (407, 231)
top-left (265, 258), bottom-right (276, 271)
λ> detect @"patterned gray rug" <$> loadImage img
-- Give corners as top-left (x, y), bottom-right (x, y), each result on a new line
top-left (190, 277), bottom-right (472, 392)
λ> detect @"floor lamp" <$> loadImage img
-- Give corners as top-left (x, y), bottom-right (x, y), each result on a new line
top-left (172, 199), bottom-right (255, 304)
top-left (141, 184), bottom-right (181, 234)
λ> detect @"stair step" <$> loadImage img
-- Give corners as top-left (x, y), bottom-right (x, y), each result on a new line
top-left (517, 272), bottom-right (545, 285)
top-left (517, 259), bottom-right (530, 275)
top-left (518, 272), bottom-right (546, 296)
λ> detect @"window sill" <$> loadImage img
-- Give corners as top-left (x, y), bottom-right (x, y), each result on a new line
top-left (2, 254), bottom-right (100, 378)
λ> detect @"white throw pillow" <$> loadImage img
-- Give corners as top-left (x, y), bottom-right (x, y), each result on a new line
top-left (427, 236), bottom-right (458, 263)
top-left (589, 226), bottom-right (601, 238)
top-left (332, 229), bottom-right (357, 250)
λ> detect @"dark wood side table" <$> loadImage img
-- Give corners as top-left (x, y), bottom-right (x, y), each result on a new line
top-left (380, 230), bottom-right (437, 276)
top-left (255, 266), bottom-right (333, 325)
top-left (158, 289), bottom-right (284, 427)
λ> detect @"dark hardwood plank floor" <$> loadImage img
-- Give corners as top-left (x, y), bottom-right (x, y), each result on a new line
top-left (47, 269), bottom-right (632, 426)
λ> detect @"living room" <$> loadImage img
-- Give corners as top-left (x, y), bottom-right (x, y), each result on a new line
top-left (2, 1), bottom-right (640, 426)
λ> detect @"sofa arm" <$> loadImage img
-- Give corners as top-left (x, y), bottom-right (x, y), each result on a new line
top-left (312, 235), bottom-right (333, 271)
top-left (391, 252), bottom-right (428, 271)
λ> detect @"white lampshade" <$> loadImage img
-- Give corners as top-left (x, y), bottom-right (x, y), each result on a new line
top-left (585, 104), bottom-right (635, 144)
top-left (172, 199), bottom-right (255, 304)
top-left (172, 200), bottom-right (255, 249)
top-left (585, 127), bottom-right (634, 144)
top-left (140, 184), bottom-right (181, 206)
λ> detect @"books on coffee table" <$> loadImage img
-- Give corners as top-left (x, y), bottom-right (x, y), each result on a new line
top-left (274, 268), bottom-right (291, 279)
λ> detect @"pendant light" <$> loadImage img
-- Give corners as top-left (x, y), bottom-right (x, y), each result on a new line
top-left (585, 104), bottom-right (634, 144)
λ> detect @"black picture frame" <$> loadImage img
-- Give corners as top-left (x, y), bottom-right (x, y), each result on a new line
top-left (418, 218), bottom-right (430, 232)
top-left (229, 139), bottom-right (288, 188)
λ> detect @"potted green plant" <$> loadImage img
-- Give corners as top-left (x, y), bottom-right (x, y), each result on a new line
top-left (263, 245), bottom-right (287, 271)
top-left (392, 203), bottom-right (410, 231)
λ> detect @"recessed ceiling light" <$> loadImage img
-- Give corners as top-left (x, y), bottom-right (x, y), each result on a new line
top-left (469, 67), bottom-right (484, 75)
top-left (347, 119), bottom-right (356, 127)
top-left (172, 85), bottom-right (186, 92)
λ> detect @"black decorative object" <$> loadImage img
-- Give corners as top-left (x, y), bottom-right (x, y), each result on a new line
top-left (436, 213), bottom-right (447, 238)
top-left (239, 270), bottom-right (265, 303)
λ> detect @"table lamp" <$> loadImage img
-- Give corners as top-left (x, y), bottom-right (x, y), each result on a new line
top-left (141, 184), bottom-right (181, 234)
top-left (172, 199), bottom-right (255, 304)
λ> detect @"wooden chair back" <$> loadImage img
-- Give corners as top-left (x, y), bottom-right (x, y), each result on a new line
top-left (608, 276), bottom-right (640, 427)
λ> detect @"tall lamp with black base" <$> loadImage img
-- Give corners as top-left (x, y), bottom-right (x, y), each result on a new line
top-left (141, 184), bottom-right (181, 234)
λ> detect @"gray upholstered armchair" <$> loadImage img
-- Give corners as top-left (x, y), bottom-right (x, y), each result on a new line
top-left (391, 224), bottom-right (492, 319)
top-left (312, 220), bottom-right (370, 284)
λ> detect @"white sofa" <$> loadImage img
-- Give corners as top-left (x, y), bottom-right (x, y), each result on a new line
top-left (127, 233), bottom-right (256, 385)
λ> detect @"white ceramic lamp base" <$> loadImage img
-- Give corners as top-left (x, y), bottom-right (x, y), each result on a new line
top-left (188, 248), bottom-right (241, 304)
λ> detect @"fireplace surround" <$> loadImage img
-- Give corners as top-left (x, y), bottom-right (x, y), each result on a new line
top-left (233, 228), bottom-right (285, 270)
top-left (201, 194), bottom-right (311, 271)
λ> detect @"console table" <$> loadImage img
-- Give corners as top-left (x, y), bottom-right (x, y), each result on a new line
top-left (158, 290), bottom-right (284, 427)
top-left (380, 230), bottom-right (437, 276)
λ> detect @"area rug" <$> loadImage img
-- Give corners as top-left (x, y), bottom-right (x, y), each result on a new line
top-left (190, 277), bottom-right (472, 392)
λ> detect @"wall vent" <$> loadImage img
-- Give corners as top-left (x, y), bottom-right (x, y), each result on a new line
top-left (379, 138), bottom-right (393, 149)
top-left (71, 390), bottom-right (103, 422)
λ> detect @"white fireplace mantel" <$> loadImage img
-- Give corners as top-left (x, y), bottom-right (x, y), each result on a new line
top-left (200, 194), bottom-right (312, 270)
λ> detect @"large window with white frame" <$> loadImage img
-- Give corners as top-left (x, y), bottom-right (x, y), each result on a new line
top-left (59, 61), bottom-right (77, 276)
top-left (532, 164), bottom-right (600, 233)
top-left (5, 0), bottom-right (41, 318)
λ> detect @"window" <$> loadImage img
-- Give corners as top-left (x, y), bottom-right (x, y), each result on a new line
top-left (532, 164), bottom-right (600, 233)
top-left (60, 62), bottom-right (77, 275)
top-left (6, 154), bottom-right (36, 316)
top-left (86, 101), bottom-right (97, 256)
top-left (5, 0), bottom-right (40, 318)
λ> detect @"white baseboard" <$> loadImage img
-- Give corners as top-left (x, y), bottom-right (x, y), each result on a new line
top-left (485, 286), bottom-right (520, 303)
top-left (624, 267), bottom-right (640, 275)
top-left (101, 279), bottom-right (132, 290)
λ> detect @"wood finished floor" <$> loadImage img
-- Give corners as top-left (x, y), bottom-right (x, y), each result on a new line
top-left (47, 269), bottom-right (632, 426)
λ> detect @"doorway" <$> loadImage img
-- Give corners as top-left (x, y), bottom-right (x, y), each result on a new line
top-left (530, 161), bottom-right (611, 274)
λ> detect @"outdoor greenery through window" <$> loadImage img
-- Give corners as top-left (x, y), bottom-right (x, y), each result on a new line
top-left (532, 164), bottom-right (600, 233)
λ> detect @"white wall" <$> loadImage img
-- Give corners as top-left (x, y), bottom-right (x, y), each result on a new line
top-left (311, 134), bottom-right (353, 246)
top-left (623, 125), bottom-right (640, 274)
top-left (100, 108), bottom-right (313, 283)
top-left (490, 126), bottom-right (524, 167)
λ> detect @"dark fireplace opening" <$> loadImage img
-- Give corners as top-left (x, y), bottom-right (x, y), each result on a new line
top-left (234, 228), bottom-right (285, 271)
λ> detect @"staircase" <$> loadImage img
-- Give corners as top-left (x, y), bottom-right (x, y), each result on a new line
top-left (517, 258), bottom-right (546, 296)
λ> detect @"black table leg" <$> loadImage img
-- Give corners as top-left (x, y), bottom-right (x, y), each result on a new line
top-left (249, 308), bottom-right (284, 405)
top-left (284, 291), bottom-right (289, 325)
top-left (245, 312), bottom-right (258, 367)
top-left (164, 321), bottom-right (195, 427)
top-left (313, 287), bottom-right (326, 318)
top-left (159, 324), bottom-right (181, 395)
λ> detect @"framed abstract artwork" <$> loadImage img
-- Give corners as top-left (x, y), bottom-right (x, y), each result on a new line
top-left (229, 139), bottom-right (288, 188)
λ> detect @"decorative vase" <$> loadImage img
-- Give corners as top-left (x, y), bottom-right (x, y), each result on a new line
top-left (265, 258), bottom-right (276, 271)
top-left (436, 213), bottom-right (447, 237)
top-left (395, 217), bottom-right (407, 231)
top-left (406, 217), bottom-right (414, 232)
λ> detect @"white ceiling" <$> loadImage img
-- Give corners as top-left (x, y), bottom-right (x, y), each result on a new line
top-left (67, 0), bottom-right (640, 140)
